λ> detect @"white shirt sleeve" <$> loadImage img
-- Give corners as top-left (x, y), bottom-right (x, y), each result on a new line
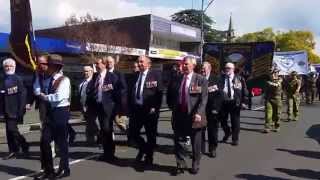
top-left (45, 77), bottom-right (71, 103)
top-left (33, 75), bottom-right (41, 96)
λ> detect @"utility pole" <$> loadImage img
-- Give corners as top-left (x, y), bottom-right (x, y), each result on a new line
top-left (200, 0), bottom-right (216, 63)
top-left (200, 0), bottom-right (204, 63)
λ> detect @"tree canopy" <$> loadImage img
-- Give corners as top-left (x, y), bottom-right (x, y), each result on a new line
top-left (171, 9), bottom-right (226, 42)
top-left (236, 28), bottom-right (320, 63)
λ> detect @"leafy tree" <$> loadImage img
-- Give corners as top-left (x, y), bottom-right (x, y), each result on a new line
top-left (236, 28), bottom-right (320, 63)
top-left (171, 9), bottom-right (225, 42)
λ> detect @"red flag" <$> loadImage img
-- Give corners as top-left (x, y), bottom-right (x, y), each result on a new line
top-left (9, 0), bottom-right (37, 70)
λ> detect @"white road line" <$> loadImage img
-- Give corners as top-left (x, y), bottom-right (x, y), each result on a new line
top-left (252, 106), bottom-right (265, 111)
top-left (8, 154), bottom-right (99, 180)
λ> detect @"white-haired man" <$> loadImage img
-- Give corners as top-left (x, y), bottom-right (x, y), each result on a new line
top-left (218, 62), bottom-right (248, 146)
top-left (0, 58), bottom-right (29, 160)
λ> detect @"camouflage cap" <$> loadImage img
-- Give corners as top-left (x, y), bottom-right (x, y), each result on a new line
top-left (290, 71), bottom-right (298, 76)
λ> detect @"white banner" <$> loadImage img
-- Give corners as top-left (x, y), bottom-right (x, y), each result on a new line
top-left (273, 51), bottom-right (308, 75)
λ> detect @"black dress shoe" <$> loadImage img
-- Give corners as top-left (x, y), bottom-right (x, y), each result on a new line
top-left (173, 167), bottom-right (184, 176)
top-left (222, 134), bottom-right (230, 143)
top-left (190, 167), bottom-right (199, 175)
top-left (98, 155), bottom-right (117, 162)
top-left (208, 150), bottom-right (216, 158)
top-left (231, 141), bottom-right (239, 146)
top-left (3, 152), bottom-right (17, 160)
top-left (22, 143), bottom-right (30, 155)
top-left (34, 173), bottom-right (56, 180)
top-left (55, 169), bottom-right (70, 179)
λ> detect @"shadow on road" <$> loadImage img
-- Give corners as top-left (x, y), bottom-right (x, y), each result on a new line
top-left (240, 121), bottom-right (264, 126)
top-left (93, 157), bottom-right (175, 175)
top-left (236, 173), bottom-right (291, 180)
top-left (275, 168), bottom-right (320, 179)
top-left (306, 124), bottom-right (320, 144)
top-left (240, 127), bottom-right (264, 134)
top-left (0, 164), bottom-right (36, 176)
top-left (240, 116), bottom-right (264, 120)
top-left (277, 148), bottom-right (320, 159)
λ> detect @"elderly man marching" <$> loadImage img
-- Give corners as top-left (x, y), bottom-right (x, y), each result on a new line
top-left (170, 56), bottom-right (208, 175)
top-left (285, 71), bottom-right (301, 122)
top-left (34, 54), bottom-right (71, 180)
top-left (0, 58), bottom-right (29, 160)
top-left (264, 69), bottom-right (283, 133)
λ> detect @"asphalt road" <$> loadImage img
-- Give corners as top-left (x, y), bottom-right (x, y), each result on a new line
top-left (0, 101), bottom-right (319, 180)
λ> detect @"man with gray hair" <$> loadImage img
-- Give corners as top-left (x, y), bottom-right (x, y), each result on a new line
top-left (218, 62), bottom-right (248, 146)
top-left (0, 58), bottom-right (29, 160)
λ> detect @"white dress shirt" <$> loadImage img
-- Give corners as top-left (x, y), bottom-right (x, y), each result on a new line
top-left (79, 77), bottom-right (92, 107)
top-left (44, 73), bottom-right (71, 107)
top-left (135, 69), bottom-right (149, 105)
top-left (179, 72), bottom-right (193, 105)
top-left (223, 73), bottom-right (235, 99)
top-left (97, 70), bottom-right (107, 103)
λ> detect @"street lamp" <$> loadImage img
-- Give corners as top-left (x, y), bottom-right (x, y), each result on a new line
top-left (200, 0), bottom-right (216, 63)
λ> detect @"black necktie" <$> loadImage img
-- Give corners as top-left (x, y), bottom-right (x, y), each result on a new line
top-left (227, 76), bottom-right (232, 98)
top-left (136, 73), bottom-right (143, 99)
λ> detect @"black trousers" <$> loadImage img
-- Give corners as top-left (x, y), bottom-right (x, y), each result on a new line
top-left (40, 107), bottom-right (70, 174)
top-left (83, 108), bottom-right (99, 142)
top-left (220, 100), bottom-right (241, 142)
top-left (131, 105), bottom-right (158, 160)
top-left (202, 112), bottom-right (219, 153)
top-left (173, 112), bottom-right (202, 169)
top-left (5, 118), bottom-right (28, 153)
top-left (97, 103), bottom-right (115, 157)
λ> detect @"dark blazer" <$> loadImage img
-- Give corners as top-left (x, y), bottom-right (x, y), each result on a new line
top-left (206, 73), bottom-right (224, 113)
top-left (218, 74), bottom-right (248, 107)
top-left (0, 74), bottom-right (27, 122)
top-left (129, 69), bottom-right (163, 113)
top-left (86, 71), bottom-right (122, 113)
top-left (166, 71), bottom-right (182, 110)
top-left (112, 70), bottom-right (128, 115)
top-left (171, 73), bottom-right (208, 129)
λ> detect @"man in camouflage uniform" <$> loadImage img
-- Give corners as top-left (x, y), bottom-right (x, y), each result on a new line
top-left (264, 69), bottom-right (282, 133)
top-left (305, 72), bottom-right (317, 104)
top-left (285, 71), bottom-right (301, 122)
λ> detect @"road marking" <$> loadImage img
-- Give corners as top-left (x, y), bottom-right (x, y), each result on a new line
top-left (8, 154), bottom-right (99, 180)
top-left (252, 106), bottom-right (265, 111)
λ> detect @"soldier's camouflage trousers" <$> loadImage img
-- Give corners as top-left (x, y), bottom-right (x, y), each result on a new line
top-left (287, 94), bottom-right (300, 121)
top-left (265, 98), bottom-right (282, 129)
top-left (306, 88), bottom-right (316, 104)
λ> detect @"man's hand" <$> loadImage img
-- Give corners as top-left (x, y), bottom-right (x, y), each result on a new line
top-left (194, 114), bottom-right (202, 122)
top-left (150, 108), bottom-right (156, 114)
top-left (39, 93), bottom-right (47, 100)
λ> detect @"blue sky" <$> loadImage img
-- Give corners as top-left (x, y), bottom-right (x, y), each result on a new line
top-left (0, 0), bottom-right (319, 54)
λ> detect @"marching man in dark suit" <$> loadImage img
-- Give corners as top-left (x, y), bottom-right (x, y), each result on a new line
top-left (0, 58), bottom-right (29, 160)
top-left (86, 57), bottom-right (122, 161)
top-left (170, 56), bottom-right (208, 175)
top-left (201, 61), bottom-right (223, 158)
top-left (219, 62), bottom-right (248, 146)
top-left (129, 55), bottom-right (163, 167)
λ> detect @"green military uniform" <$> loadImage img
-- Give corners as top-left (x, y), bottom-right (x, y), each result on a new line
top-left (306, 72), bottom-right (317, 104)
top-left (264, 70), bottom-right (282, 132)
top-left (286, 71), bottom-right (301, 121)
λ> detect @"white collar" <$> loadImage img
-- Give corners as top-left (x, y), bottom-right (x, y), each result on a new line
top-left (109, 68), bottom-right (114, 73)
top-left (52, 72), bottom-right (63, 80)
top-left (140, 69), bottom-right (149, 76)
top-left (100, 69), bottom-right (107, 77)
